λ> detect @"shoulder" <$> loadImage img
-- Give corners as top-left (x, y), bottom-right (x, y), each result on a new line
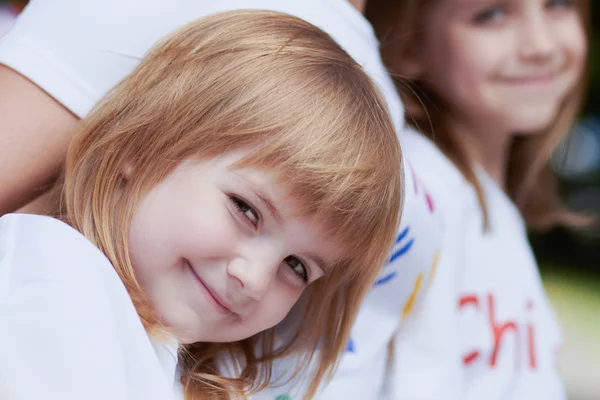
top-left (363, 128), bottom-right (474, 322)
top-left (401, 127), bottom-right (465, 189)
top-left (0, 213), bottom-right (119, 294)
top-left (1, 212), bottom-right (88, 241)
top-left (0, 214), bottom-right (173, 400)
top-left (0, 0), bottom-right (374, 117)
top-left (401, 126), bottom-right (474, 212)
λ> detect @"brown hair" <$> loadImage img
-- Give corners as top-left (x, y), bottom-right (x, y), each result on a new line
top-left (61, 10), bottom-right (402, 399)
top-left (367, 0), bottom-right (590, 230)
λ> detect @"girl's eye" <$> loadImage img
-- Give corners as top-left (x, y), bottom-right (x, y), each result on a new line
top-left (230, 196), bottom-right (260, 228)
top-left (285, 256), bottom-right (309, 284)
top-left (473, 6), bottom-right (507, 25)
top-left (546, 0), bottom-right (576, 10)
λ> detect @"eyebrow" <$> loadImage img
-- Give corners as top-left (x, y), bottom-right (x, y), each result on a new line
top-left (455, 0), bottom-right (511, 11)
top-left (254, 189), bottom-right (284, 226)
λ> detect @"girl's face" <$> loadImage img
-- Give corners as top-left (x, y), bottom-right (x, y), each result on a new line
top-left (128, 151), bottom-right (344, 344)
top-left (410, 0), bottom-right (586, 133)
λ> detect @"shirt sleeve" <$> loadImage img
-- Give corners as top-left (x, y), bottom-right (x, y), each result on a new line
top-left (0, 214), bottom-right (174, 400)
top-left (0, 0), bottom-right (182, 117)
top-left (0, 277), bottom-right (134, 399)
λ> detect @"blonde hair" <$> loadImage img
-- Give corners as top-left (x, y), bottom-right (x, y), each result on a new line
top-left (62, 10), bottom-right (402, 400)
top-left (367, 0), bottom-right (589, 230)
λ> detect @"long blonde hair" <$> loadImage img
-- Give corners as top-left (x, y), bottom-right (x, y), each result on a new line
top-left (62, 10), bottom-right (403, 399)
top-left (367, 0), bottom-right (589, 230)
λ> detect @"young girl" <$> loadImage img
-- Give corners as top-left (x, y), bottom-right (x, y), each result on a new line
top-left (0, 10), bottom-right (403, 399)
top-left (0, 0), bottom-right (444, 398)
top-left (366, 0), bottom-right (589, 399)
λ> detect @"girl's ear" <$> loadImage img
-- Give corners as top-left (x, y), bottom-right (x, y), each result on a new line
top-left (122, 162), bottom-right (135, 181)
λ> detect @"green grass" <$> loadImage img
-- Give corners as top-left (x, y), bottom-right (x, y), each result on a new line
top-left (542, 267), bottom-right (600, 324)
top-left (541, 266), bottom-right (600, 400)
top-left (542, 266), bottom-right (600, 332)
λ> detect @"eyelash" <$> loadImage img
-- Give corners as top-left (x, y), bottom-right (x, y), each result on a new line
top-left (230, 195), bottom-right (260, 228)
top-left (229, 195), bottom-right (310, 284)
top-left (473, 5), bottom-right (507, 25)
top-left (473, 0), bottom-right (577, 24)
top-left (285, 255), bottom-right (310, 284)
top-left (546, 0), bottom-right (577, 10)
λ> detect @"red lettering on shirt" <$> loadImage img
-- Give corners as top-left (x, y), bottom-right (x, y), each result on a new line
top-left (457, 293), bottom-right (550, 371)
top-left (488, 294), bottom-right (518, 367)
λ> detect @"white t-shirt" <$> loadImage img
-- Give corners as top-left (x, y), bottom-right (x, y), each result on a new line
top-left (0, 213), bottom-right (178, 400)
top-left (0, 0), bottom-right (404, 132)
top-left (383, 128), bottom-right (566, 400)
top-left (0, 1), bottom-right (443, 398)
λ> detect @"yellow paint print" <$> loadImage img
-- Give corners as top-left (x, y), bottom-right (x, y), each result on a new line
top-left (427, 250), bottom-right (440, 287)
top-left (402, 272), bottom-right (424, 320)
top-left (402, 250), bottom-right (440, 320)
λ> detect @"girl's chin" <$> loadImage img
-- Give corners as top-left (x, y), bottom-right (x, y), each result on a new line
top-left (507, 110), bottom-right (561, 135)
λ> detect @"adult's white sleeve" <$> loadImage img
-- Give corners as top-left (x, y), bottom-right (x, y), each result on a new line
top-left (0, 0), bottom-right (182, 117)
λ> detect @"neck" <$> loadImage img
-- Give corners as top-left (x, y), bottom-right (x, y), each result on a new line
top-left (348, 0), bottom-right (367, 13)
top-left (449, 115), bottom-right (513, 190)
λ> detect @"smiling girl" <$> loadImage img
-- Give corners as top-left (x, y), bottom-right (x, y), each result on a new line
top-left (366, 0), bottom-right (589, 399)
top-left (0, 10), bottom-right (402, 399)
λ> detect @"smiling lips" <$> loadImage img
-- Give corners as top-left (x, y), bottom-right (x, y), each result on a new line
top-left (186, 260), bottom-right (235, 315)
top-left (499, 69), bottom-right (561, 87)
top-left (202, 279), bottom-right (234, 315)
top-left (502, 73), bottom-right (555, 85)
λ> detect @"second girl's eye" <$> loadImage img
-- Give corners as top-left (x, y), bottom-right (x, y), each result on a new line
top-left (230, 196), bottom-right (260, 227)
top-left (285, 256), bottom-right (310, 284)
top-left (473, 6), bottom-right (507, 25)
top-left (546, 0), bottom-right (577, 10)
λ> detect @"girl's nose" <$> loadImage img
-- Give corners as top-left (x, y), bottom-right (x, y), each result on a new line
top-left (227, 249), bottom-right (281, 301)
top-left (519, 14), bottom-right (557, 63)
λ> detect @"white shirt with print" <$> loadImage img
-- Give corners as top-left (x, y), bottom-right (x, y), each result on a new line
top-left (382, 128), bottom-right (567, 400)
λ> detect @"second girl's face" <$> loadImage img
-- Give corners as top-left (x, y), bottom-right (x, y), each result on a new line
top-left (128, 151), bottom-right (344, 344)
top-left (414, 0), bottom-right (586, 133)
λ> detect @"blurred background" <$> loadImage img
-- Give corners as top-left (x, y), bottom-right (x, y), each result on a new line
top-left (0, 0), bottom-right (598, 398)
top-left (532, 5), bottom-right (600, 400)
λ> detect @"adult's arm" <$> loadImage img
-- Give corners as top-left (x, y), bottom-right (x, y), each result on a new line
top-left (0, 64), bottom-right (78, 214)
top-left (0, 0), bottom-right (171, 215)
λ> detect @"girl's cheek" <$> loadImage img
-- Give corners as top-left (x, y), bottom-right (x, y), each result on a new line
top-left (274, 281), bottom-right (303, 315)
